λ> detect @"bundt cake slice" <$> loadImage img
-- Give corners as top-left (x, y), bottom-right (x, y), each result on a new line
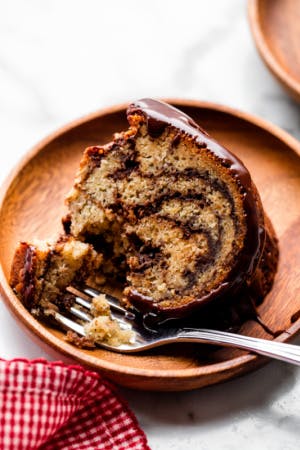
top-left (63, 98), bottom-right (278, 320)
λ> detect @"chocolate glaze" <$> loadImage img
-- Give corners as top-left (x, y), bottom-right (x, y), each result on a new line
top-left (126, 98), bottom-right (266, 319)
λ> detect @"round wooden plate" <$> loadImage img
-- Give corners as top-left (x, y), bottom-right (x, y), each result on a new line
top-left (248, 0), bottom-right (300, 101)
top-left (0, 100), bottom-right (300, 391)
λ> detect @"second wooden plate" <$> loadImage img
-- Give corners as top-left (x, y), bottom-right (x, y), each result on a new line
top-left (249, 0), bottom-right (300, 101)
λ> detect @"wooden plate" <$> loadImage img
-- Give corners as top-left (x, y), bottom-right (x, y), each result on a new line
top-left (248, 0), bottom-right (300, 101)
top-left (0, 100), bottom-right (300, 391)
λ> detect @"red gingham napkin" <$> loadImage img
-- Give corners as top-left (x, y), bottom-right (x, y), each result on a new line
top-left (0, 358), bottom-right (150, 450)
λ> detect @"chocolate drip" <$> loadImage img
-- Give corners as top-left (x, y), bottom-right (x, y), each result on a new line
top-left (127, 99), bottom-right (250, 184)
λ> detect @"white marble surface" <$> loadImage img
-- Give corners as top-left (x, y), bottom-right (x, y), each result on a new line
top-left (1, 1), bottom-right (300, 449)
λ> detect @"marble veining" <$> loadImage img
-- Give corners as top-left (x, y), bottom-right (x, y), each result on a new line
top-left (0, 1), bottom-right (300, 449)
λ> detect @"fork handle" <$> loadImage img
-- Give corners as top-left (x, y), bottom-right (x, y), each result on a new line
top-left (177, 328), bottom-right (300, 366)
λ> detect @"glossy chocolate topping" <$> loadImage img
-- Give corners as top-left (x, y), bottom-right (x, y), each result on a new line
top-left (127, 98), bottom-right (266, 319)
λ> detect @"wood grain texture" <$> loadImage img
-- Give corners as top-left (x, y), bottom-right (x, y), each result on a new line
top-left (0, 100), bottom-right (300, 391)
top-left (248, 0), bottom-right (300, 101)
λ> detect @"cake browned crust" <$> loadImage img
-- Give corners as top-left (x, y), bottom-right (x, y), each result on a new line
top-left (62, 98), bottom-right (278, 321)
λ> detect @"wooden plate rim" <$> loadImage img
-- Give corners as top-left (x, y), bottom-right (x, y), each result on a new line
top-left (1, 98), bottom-right (300, 380)
top-left (248, 0), bottom-right (300, 101)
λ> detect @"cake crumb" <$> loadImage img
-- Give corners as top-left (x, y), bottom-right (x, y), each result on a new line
top-left (84, 316), bottom-right (134, 347)
top-left (90, 294), bottom-right (111, 316)
top-left (86, 293), bottom-right (134, 347)
top-left (65, 331), bottom-right (96, 348)
top-left (65, 292), bottom-right (134, 348)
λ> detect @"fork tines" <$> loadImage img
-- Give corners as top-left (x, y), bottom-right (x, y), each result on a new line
top-left (66, 285), bottom-right (135, 319)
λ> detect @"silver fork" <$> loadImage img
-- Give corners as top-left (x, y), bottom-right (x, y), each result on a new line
top-left (52, 285), bottom-right (300, 366)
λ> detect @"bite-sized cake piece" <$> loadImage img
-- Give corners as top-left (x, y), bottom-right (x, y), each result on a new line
top-left (65, 294), bottom-right (135, 348)
top-left (10, 235), bottom-right (102, 315)
top-left (64, 98), bottom-right (278, 321)
top-left (84, 314), bottom-right (134, 347)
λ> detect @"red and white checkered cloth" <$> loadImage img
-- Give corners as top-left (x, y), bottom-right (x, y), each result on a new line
top-left (0, 358), bottom-right (150, 450)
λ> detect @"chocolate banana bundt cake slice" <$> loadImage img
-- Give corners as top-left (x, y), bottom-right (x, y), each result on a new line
top-left (64, 98), bottom-right (278, 321)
